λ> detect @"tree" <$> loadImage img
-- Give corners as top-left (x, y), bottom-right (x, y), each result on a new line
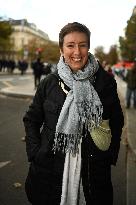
top-left (107, 45), bottom-right (119, 65)
top-left (94, 46), bottom-right (107, 64)
top-left (94, 44), bottom-right (119, 66)
top-left (0, 18), bottom-right (13, 54)
top-left (27, 38), bottom-right (60, 63)
top-left (25, 37), bottom-right (42, 60)
top-left (119, 7), bottom-right (136, 61)
top-left (43, 41), bottom-right (60, 63)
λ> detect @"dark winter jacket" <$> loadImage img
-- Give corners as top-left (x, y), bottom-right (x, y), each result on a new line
top-left (31, 59), bottom-right (44, 77)
top-left (124, 68), bottom-right (136, 89)
top-left (23, 64), bottom-right (124, 204)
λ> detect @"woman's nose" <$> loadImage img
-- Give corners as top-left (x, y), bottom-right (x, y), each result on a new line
top-left (74, 45), bottom-right (80, 54)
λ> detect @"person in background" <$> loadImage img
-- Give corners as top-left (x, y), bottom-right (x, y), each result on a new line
top-left (124, 59), bottom-right (136, 109)
top-left (119, 63), bottom-right (128, 80)
top-left (23, 22), bottom-right (124, 205)
top-left (31, 58), bottom-right (44, 89)
top-left (102, 61), bottom-right (114, 76)
top-left (18, 59), bottom-right (28, 75)
top-left (102, 60), bottom-right (108, 69)
top-left (106, 64), bottom-right (114, 77)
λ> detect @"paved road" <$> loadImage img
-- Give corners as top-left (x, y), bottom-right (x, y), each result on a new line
top-left (0, 95), bottom-right (30, 205)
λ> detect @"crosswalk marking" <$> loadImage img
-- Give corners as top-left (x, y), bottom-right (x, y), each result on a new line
top-left (3, 81), bottom-right (13, 87)
top-left (0, 161), bottom-right (11, 168)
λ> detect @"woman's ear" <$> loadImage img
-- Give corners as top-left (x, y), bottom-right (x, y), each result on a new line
top-left (60, 49), bottom-right (63, 56)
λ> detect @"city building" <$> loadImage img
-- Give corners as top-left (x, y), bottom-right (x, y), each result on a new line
top-left (9, 18), bottom-right (49, 57)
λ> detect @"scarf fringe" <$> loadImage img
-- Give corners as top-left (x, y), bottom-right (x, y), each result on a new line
top-left (78, 102), bottom-right (103, 130)
top-left (53, 133), bottom-right (82, 155)
top-left (53, 103), bottom-right (103, 154)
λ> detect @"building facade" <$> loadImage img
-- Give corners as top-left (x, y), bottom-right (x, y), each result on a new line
top-left (9, 19), bottom-right (49, 55)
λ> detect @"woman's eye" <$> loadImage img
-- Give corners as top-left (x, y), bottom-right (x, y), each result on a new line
top-left (67, 44), bottom-right (74, 48)
top-left (66, 44), bottom-right (88, 48)
top-left (79, 44), bottom-right (88, 48)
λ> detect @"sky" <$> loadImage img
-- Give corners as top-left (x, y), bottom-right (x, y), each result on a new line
top-left (0, 0), bottom-right (136, 53)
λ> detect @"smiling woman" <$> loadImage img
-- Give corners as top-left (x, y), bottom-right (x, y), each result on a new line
top-left (23, 22), bottom-right (124, 205)
top-left (60, 32), bottom-right (89, 71)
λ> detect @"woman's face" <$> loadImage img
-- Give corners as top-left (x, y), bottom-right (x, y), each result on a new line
top-left (60, 32), bottom-right (89, 71)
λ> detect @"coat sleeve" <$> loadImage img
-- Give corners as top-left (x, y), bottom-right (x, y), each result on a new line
top-left (23, 80), bottom-right (45, 162)
top-left (109, 78), bottom-right (124, 165)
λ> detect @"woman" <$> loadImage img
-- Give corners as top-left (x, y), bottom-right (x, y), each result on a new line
top-left (23, 22), bottom-right (124, 205)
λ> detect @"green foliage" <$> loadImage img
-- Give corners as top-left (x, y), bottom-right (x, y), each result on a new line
top-left (27, 38), bottom-right (60, 63)
top-left (107, 45), bottom-right (118, 65)
top-left (0, 18), bottom-right (13, 52)
top-left (119, 10), bottom-right (136, 61)
top-left (26, 37), bottom-right (41, 60)
top-left (94, 45), bottom-right (118, 65)
top-left (94, 46), bottom-right (107, 64)
top-left (43, 41), bottom-right (60, 63)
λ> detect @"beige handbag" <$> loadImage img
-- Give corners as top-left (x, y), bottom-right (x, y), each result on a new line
top-left (89, 120), bottom-right (112, 151)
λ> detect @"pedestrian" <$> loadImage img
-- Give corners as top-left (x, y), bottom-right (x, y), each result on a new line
top-left (23, 22), bottom-right (124, 205)
top-left (31, 57), bottom-right (44, 89)
top-left (43, 63), bottom-right (52, 75)
top-left (102, 60), bottom-right (108, 69)
top-left (18, 59), bottom-right (28, 75)
top-left (102, 61), bottom-right (114, 76)
top-left (124, 59), bottom-right (136, 109)
top-left (119, 63), bottom-right (127, 80)
top-left (106, 64), bottom-right (114, 77)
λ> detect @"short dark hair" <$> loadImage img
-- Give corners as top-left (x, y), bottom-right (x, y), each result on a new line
top-left (59, 22), bottom-right (91, 49)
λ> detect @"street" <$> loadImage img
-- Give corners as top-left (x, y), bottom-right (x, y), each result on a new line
top-left (0, 95), bottom-right (30, 205)
top-left (0, 74), bottom-right (127, 205)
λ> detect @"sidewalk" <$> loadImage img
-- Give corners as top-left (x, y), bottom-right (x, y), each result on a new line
top-left (0, 67), bottom-right (35, 98)
top-left (0, 73), bottom-right (136, 204)
top-left (116, 76), bottom-right (136, 205)
top-left (116, 76), bottom-right (136, 154)
top-left (0, 75), bottom-right (35, 98)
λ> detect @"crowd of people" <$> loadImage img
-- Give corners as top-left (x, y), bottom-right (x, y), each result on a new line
top-left (1, 55), bottom-right (135, 111)
top-left (0, 58), bottom-right (29, 74)
top-left (0, 58), bottom-right (16, 73)
top-left (0, 56), bottom-right (58, 94)
top-left (0, 57), bottom-right (54, 89)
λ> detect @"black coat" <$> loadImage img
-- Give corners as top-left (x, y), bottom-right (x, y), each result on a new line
top-left (23, 65), bottom-right (124, 204)
top-left (31, 60), bottom-right (44, 77)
